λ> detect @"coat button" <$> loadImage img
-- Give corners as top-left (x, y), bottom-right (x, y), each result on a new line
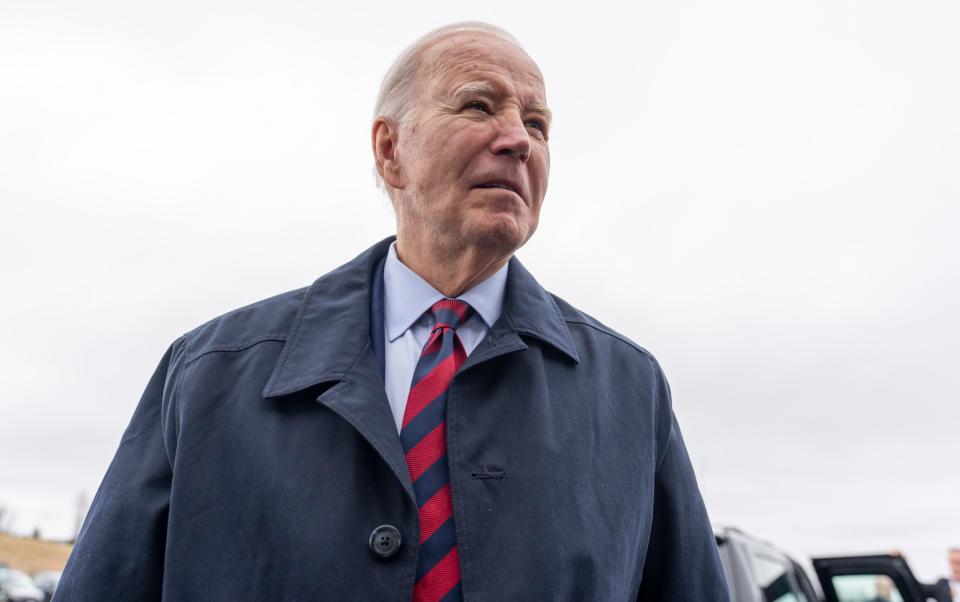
top-left (369, 525), bottom-right (402, 559)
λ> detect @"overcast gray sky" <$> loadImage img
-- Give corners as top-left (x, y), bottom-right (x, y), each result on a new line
top-left (2, 0), bottom-right (958, 583)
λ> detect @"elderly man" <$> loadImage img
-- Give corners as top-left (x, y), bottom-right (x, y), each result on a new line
top-left (56, 22), bottom-right (728, 601)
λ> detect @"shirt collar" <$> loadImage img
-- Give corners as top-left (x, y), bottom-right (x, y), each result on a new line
top-left (383, 241), bottom-right (508, 342)
top-left (262, 235), bottom-right (578, 400)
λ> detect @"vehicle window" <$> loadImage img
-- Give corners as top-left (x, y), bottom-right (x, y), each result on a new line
top-left (830, 575), bottom-right (904, 602)
top-left (749, 550), bottom-right (806, 602)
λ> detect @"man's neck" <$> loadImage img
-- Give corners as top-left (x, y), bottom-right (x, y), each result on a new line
top-left (394, 237), bottom-right (510, 298)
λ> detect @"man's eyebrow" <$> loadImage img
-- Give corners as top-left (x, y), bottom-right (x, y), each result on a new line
top-left (528, 101), bottom-right (553, 125)
top-left (453, 82), bottom-right (500, 99)
top-left (453, 82), bottom-right (553, 124)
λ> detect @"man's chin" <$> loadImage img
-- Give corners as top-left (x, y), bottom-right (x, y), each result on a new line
top-left (464, 217), bottom-right (533, 254)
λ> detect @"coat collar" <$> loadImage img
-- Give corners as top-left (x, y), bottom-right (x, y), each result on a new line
top-left (262, 236), bottom-right (579, 399)
top-left (500, 257), bottom-right (580, 365)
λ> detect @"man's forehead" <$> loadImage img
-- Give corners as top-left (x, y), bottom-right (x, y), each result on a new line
top-left (422, 32), bottom-right (545, 92)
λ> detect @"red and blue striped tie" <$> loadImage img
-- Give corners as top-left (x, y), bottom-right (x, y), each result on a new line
top-left (401, 298), bottom-right (472, 602)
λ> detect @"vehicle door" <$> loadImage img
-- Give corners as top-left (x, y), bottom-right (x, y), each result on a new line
top-left (813, 554), bottom-right (951, 602)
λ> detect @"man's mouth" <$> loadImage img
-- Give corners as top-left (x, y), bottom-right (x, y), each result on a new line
top-left (475, 180), bottom-right (521, 197)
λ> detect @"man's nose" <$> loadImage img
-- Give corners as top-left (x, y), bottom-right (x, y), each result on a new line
top-left (489, 110), bottom-right (531, 162)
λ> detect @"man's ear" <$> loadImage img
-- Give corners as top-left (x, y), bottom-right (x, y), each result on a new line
top-left (372, 117), bottom-right (404, 190)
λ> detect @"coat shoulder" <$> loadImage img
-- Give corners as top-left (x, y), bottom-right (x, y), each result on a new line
top-left (549, 292), bottom-right (661, 368)
top-left (178, 285), bottom-right (311, 366)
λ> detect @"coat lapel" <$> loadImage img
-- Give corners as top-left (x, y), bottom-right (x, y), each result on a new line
top-left (262, 237), bottom-right (415, 502)
top-left (316, 346), bottom-right (415, 502)
top-left (461, 255), bottom-right (580, 372)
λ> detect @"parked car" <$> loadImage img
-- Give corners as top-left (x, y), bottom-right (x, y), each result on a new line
top-left (0, 567), bottom-right (45, 602)
top-left (30, 571), bottom-right (60, 602)
top-left (715, 526), bottom-right (952, 602)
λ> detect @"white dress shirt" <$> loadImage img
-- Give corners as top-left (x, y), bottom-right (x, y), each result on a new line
top-left (382, 242), bottom-right (508, 433)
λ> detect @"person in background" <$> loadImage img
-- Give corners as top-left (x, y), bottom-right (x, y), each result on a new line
top-left (948, 547), bottom-right (960, 600)
top-left (867, 575), bottom-right (895, 602)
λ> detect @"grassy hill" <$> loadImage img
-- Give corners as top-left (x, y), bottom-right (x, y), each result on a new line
top-left (0, 533), bottom-right (72, 573)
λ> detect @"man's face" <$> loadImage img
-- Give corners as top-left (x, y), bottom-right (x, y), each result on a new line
top-left (949, 549), bottom-right (960, 580)
top-left (392, 33), bottom-right (551, 255)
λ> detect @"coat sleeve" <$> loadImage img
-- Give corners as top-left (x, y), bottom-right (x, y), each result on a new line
top-left (636, 360), bottom-right (731, 601)
top-left (55, 338), bottom-right (186, 602)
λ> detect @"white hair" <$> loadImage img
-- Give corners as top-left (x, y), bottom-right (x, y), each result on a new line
top-left (372, 22), bottom-right (524, 192)
top-left (374, 22), bottom-right (522, 124)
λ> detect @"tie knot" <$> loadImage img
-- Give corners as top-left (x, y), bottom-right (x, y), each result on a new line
top-left (429, 298), bottom-right (473, 331)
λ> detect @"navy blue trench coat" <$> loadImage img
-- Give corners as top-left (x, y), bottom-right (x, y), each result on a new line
top-left (56, 237), bottom-right (729, 601)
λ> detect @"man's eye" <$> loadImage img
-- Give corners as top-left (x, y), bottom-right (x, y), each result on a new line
top-left (525, 119), bottom-right (546, 133)
top-left (465, 100), bottom-right (490, 113)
